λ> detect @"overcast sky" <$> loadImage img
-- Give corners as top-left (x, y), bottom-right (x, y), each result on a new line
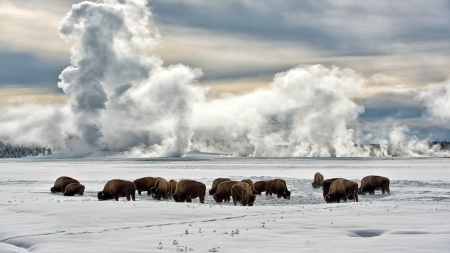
top-left (1, 0), bottom-right (450, 140)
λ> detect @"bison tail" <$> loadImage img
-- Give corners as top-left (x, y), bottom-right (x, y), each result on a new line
top-left (232, 189), bottom-right (237, 206)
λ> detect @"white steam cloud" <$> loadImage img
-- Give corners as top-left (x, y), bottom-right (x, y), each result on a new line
top-left (418, 78), bottom-right (450, 119)
top-left (1, 0), bottom-right (448, 158)
top-left (58, 0), bottom-right (203, 156)
top-left (191, 65), bottom-right (366, 157)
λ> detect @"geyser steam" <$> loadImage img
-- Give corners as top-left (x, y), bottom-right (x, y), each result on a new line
top-left (57, 0), bottom-right (203, 156)
top-left (2, 0), bottom-right (445, 158)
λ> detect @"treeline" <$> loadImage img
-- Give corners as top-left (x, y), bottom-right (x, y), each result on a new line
top-left (430, 141), bottom-right (450, 150)
top-left (0, 141), bottom-right (52, 158)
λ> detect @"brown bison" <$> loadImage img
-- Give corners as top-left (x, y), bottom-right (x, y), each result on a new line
top-left (50, 176), bottom-right (79, 193)
top-left (325, 179), bottom-right (358, 203)
top-left (231, 182), bottom-right (256, 206)
top-left (254, 181), bottom-right (266, 195)
top-left (63, 183), bottom-right (85, 196)
top-left (209, 178), bottom-right (231, 195)
top-left (98, 179), bottom-right (136, 201)
top-left (265, 179), bottom-right (291, 199)
top-left (173, 180), bottom-right (206, 204)
top-left (358, 175), bottom-right (390, 195)
top-left (321, 178), bottom-right (342, 199)
top-left (169, 179), bottom-right (177, 198)
top-left (213, 181), bottom-right (240, 203)
top-left (150, 178), bottom-right (171, 200)
top-left (241, 179), bottom-right (256, 194)
top-left (133, 177), bottom-right (160, 195)
top-left (311, 172), bottom-right (324, 188)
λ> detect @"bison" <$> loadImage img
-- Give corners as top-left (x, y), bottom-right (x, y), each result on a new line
top-left (358, 175), bottom-right (390, 195)
top-left (98, 179), bottom-right (136, 201)
top-left (133, 177), bottom-right (160, 195)
top-left (265, 179), bottom-right (291, 199)
top-left (321, 178), bottom-right (342, 200)
top-left (311, 172), bottom-right (324, 188)
top-left (50, 176), bottom-right (79, 193)
top-left (325, 179), bottom-right (358, 203)
top-left (169, 179), bottom-right (177, 198)
top-left (231, 182), bottom-right (256, 206)
top-left (173, 180), bottom-right (206, 204)
top-left (209, 178), bottom-right (231, 195)
top-left (241, 179), bottom-right (256, 194)
top-left (63, 183), bottom-right (85, 196)
top-left (254, 181), bottom-right (266, 195)
top-left (213, 181), bottom-right (240, 203)
top-left (150, 178), bottom-right (171, 200)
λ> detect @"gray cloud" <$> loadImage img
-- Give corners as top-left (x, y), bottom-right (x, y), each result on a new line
top-left (0, 52), bottom-right (67, 92)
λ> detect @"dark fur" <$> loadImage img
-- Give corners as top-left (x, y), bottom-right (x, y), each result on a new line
top-left (241, 179), bottom-right (256, 194)
top-left (311, 172), bottom-right (324, 188)
top-left (213, 181), bottom-right (240, 203)
top-left (265, 179), bottom-right (291, 199)
top-left (133, 177), bottom-right (160, 195)
top-left (169, 179), bottom-right (177, 198)
top-left (209, 178), bottom-right (231, 195)
top-left (321, 178), bottom-right (342, 199)
top-left (231, 182), bottom-right (256, 206)
top-left (98, 179), bottom-right (136, 201)
top-left (50, 176), bottom-right (79, 193)
top-left (150, 178), bottom-right (171, 200)
top-left (173, 180), bottom-right (206, 204)
top-left (358, 175), bottom-right (390, 195)
top-left (63, 183), bottom-right (85, 196)
top-left (325, 179), bottom-right (358, 203)
top-left (254, 181), bottom-right (266, 195)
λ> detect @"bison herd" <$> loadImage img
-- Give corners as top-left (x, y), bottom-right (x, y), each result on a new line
top-left (313, 172), bottom-right (391, 203)
top-left (50, 173), bottom-right (390, 206)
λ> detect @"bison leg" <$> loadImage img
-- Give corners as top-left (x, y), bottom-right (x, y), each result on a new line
top-left (114, 194), bottom-right (119, 201)
top-left (138, 190), bottom-right (141, 195)
top-left (126, 194), bottom-right (131, 201)
top-left (186, 198), bottom-right (192, 203)
top-left (369, 190), bottom-right (375, 195)
top-left (199, 196), bottom-right (205, 204)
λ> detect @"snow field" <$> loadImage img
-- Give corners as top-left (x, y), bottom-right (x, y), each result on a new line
top-left (0, 157), bottom-right (449, 252)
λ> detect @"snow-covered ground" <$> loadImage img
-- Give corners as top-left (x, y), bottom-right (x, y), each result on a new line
top-left (0, 156), bottom-right (449, 252)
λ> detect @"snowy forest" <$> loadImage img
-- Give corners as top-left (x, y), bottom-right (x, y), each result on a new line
top-left (0, 141), bottom-right (51, 158)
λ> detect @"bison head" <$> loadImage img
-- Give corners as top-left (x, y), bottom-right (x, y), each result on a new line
top-left (50, 187), bottom-right (56, 193)
top-left (208, 189), bottom-right (215, 195)
top-left (311, 182), bottom-right (319, 188)
top-left (213, 194), bottom-right (223, 203)
top-left (97, 191), bottom-right (105, 201)
top-left (173, 193), bottom-right (184, 202)
top-left (248, 194), bottom-right (257, 206)
top-left (357, 187), bottom-right (363, 195)
top-left (282, 190), bottom-right (291, 199)
top-left (325, 193), bottom-right (339, 203)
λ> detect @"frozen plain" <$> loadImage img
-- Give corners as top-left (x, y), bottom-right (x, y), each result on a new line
top-left (0, 156), bottom-right (449, 253)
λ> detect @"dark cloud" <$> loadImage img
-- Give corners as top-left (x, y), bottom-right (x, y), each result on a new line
top-left (0, 51), bottom-right (67, 92)
top-left (356, 93), bottom-right (424, 120)
top-left (152, 0), bottom-right (450, 56)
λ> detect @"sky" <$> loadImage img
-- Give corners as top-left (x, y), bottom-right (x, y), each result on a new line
top-left (0, 0), bottom-right (450, 155)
